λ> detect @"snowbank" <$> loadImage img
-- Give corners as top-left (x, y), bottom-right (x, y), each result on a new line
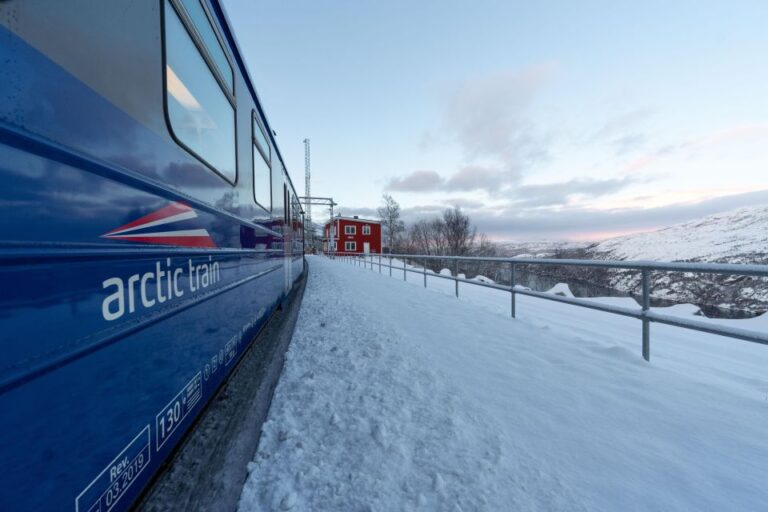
top-left (545, 282), bottom-right (574, 297)
top-left (239, 256), bottom-right (768, 511)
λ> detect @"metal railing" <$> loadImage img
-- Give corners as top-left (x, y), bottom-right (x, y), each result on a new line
top-left (327, 251), bottom-right (768, 361)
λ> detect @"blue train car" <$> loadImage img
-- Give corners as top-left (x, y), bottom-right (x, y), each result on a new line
top-left (0, 1), bottom-right (304, 509)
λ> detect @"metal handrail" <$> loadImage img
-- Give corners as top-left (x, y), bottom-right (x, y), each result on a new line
top-left (326, 251), bottom-right (768, 361)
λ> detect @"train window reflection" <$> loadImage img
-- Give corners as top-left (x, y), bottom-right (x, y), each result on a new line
top-left (165, 0), bottom-right (236, 182)
top-left (253, 115), bottom-right (270, 161)
top-left (253, 144), bottom-right (271, 211)
top-left (178, 0), bottom-right (234, 93)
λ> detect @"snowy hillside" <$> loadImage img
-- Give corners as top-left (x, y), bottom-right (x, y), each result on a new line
top-left (522, 205), bottom-right (768, 316)
top-left (589, 205), bottom-right (768, 263)
top-left (238, 256), bottom-right (768, 511)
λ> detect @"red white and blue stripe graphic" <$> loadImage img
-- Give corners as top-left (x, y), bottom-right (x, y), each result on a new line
top-left (102, 202), bottom-right (216, 248)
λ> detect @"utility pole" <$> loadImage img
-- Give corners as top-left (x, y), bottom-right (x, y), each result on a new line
top-left (299, 196), bottom-right (337, 254)
top-left (303, 138), bottom-right (312, 248)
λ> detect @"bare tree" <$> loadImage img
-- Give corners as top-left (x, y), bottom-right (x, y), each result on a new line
top-left (406, 219), bottom-right (432, 255)
top-left (377, 194), bottom-right (405, 253)
top-left (407, 218), bottom-right (448, 256)
top-left (471, 233), bottom-right (500, 279)
top-left (404, 206), bottom-right (499, 276)
top-left (442, 207), bottom-right (476, 256)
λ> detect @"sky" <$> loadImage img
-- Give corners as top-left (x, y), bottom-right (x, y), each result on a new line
top-left (222, 0), bottom-right (768, 241)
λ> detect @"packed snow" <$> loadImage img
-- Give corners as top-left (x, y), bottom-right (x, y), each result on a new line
top-left (238, 256), bottom-right (768, 511)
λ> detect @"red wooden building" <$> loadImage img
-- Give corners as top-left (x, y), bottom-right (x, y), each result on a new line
top-left (323, 216), bottom-right (382, 254)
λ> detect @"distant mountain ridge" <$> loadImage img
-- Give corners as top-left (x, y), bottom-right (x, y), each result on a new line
top-left (585, 205), bottom-right (768, 315)
top-left (496, 205), bottom-right (768, 316)
top-left (588, 205), bottom-right (768, 264)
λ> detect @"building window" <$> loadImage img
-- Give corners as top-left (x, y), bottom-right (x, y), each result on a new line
top-left (344, 225), bottom-right (356, 235)
top-left (330, 242), bottom-right (337, 250)
top-left (345, 241), bottom-right (356, 251)
top-left (252, 113), bottom-right (271, 210)
top-left (363, 225), bottom-right (371, 235)
top-left (164, 0), bottom-right (236, 182)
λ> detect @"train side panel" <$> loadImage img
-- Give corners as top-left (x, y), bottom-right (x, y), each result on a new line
top-left (0, 1), bottom-right (303, 510)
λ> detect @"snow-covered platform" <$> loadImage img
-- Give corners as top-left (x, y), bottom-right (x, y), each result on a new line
top-left (238, 256), bottom-right (768, 511)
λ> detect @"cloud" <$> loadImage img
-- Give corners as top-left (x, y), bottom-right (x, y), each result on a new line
top-left (387, 170), bottom-right (639, 210)
top-left (470, 189), bottom-right (768, 241)
top-left (592, 108), bottom-right (654, 140)
top-left (390, 64), bottom-right (555, 197)
top-left (588, 108), bottom-right (654, 156)
top-left (336, 206), bottom-right (378, 218)
top-left (445, 164), bottom-right (518, 192)
top-left (386, 170), bottom-right (444, 192)
top-left (444, 64), bottom-right (555, 165)
top-left (509, 177), bottom-right (638, 207)
top-left (439, 198), bottom-right (486, 209)
top-left (386, 164), bottom-right (520, 194)
top-left (622, 122), bottom-right (768, 173)
top-left (610, 133), bottom-right (647, 155)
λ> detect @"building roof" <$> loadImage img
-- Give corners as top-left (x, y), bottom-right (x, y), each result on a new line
top-left (324, 216), bottom-right (381, 226)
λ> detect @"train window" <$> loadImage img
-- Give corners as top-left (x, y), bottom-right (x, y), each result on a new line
top-left (283, 185), bottom-right (289, 225)
top-left (253, 142), bottom-right (271, 211)
top-left (253, 114), bottom-right (270, 160)
top-left (178, 0), bottom-right (234, 94)
top-left (164, 0), bottom-right (236, 182)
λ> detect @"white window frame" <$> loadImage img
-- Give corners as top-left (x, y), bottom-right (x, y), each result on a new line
top-left (362, 225), bottom-right (371, 235)
top-left (345, 241), bottom-right (356, 251)
top-left (344, 225), bottom-right (356, 235)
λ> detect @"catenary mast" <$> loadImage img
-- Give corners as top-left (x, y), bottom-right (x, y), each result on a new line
top-left (303, 138), bottom-right (312, 247)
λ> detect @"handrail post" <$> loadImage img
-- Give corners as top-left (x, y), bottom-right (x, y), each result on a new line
top-left (389, 256), bottom-right (392, 277)
top-left (403, 258), bottom-right (407, 281)
top-left (642, 268), bottom-right (650, 361)
top-left (454, 259), bottom-right (459, 297)
top-left (423, 257), bottom-right (427, 288)
top-left (379, 253), bottom-right (381, 273)
top-left (510, 262), bottom-right (516, 318)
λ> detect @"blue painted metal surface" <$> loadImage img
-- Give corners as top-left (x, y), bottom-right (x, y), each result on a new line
top-left (0, 1), bottom-right (304, 510)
